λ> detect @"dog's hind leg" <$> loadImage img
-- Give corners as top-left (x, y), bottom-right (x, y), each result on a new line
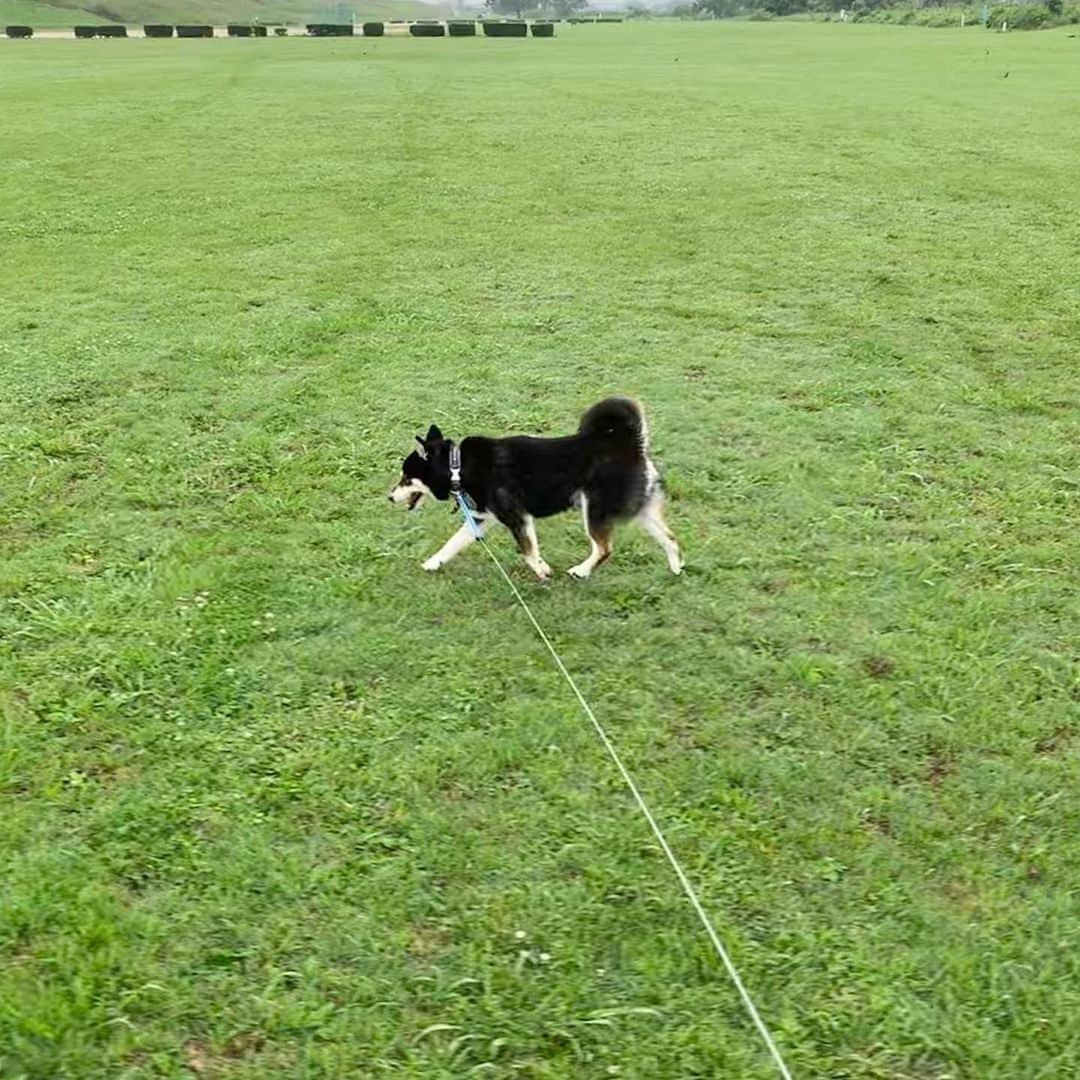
top-left (568, 496), bottom-right (613, 579)
top-left (422, 516), bottom-right (489, 572)
top-left (636, 495), bottom-right (683, 575)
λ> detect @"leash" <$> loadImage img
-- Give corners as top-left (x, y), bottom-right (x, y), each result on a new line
top-left (449, 480), bottom-right (795, 1080)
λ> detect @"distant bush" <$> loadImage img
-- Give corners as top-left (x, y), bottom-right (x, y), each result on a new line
top-left (854, 6), bottom-right (978, 27)
top-left (921, 8), bottom-right (962, 25)
top-left (987, 2), bottom-right (1052, 26)
top-left (362, 21), bottom-right (384, 34)
top-left (5, 23), bottom-right (33, 36)
top-left (847, 1), bottom-right (1078, 29)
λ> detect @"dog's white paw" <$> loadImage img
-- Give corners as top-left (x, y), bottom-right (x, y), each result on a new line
top-left (670, 560), bottom-right (684, 575)
top-left (531, 559), bottom-right (552, 581)
top-left (422, 556), bottom-right (442, 572)
top-left (567, 562), bottom-right (592, 580)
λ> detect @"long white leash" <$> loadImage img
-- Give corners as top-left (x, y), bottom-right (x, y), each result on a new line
top-left (463, 512), bottom-right (795, 1080)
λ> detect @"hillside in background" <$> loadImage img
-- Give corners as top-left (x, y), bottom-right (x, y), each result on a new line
top-left (1, 0), bottom-right (446, 26)
top-left (2, 0), bottom-right (108, 23)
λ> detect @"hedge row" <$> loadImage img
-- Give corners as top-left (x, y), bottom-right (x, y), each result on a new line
top-left (8, 20), bottom-right (557, 40)
top-left (482, 20), bottom-right (527, 35)
top-left (75, 24), bottom-right (126, 36)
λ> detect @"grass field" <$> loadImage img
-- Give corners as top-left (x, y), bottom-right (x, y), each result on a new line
top-left (2, 22), bottom-right (1078, 1080)
top-left (1, 0), bottom-right (107, 26)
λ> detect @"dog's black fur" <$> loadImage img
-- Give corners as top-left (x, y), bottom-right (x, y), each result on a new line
top-left (389, 398), bottom-right (683, 579)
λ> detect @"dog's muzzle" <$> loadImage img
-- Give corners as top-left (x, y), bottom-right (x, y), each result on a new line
top-left (389, 480), bottom-right (428, 511)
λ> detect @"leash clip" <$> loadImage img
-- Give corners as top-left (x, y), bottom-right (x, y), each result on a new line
top-left (448, 443), bottom-right (464, 517)
top-left (449, 443), bottom-right (462, 496)
top-left (448, 443), bottom-right (481, 537)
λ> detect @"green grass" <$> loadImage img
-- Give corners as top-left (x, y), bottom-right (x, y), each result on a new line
top-left (1, 22), bottom-right (1077, 1080)
top-left (1, 0), bottom-right (106, 26)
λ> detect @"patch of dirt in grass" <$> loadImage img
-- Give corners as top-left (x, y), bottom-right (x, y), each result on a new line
top-left (863, 655), bottom-right (894, 679)
top-left (1034, 725), bottom-right (1075, 755)
top-left (925, 756), bottom-right (955, 788)
top-left (408, 921), bottom-right (449, 961)
top-left (758, 576), bottom-right (789, 594)
top-left (183, 1040), bottom-right (211, 1075)
top-left (223, 1031), bottom-right (266, 1060)
top-left (860, 807), bottom-right (892, 837)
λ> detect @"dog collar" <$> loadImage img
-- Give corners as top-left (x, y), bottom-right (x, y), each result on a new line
top-left (448, 443), bottom-right (478, 516)
top-left (449, 444), bottom-right (462, 494)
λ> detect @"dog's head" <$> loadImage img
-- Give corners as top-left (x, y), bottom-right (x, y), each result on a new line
top-left (388, 424), bottom-right (450, 511)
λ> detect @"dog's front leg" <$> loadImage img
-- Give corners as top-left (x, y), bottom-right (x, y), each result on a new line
top-left (423, 517), bottom-right (488, 572)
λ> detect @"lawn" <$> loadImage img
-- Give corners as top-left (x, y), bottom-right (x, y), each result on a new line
top-left (0, 1), bottom-right (106, 27)
top-left (1, 22), bottom-right (1077, 1080)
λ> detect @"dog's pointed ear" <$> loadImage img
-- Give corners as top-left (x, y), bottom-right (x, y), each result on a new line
top-left (414, 436), bottom-right (428, 460)
top-left (425, 424), bottom-right (443, 443)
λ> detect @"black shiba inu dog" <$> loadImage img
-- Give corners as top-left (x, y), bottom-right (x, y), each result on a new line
top-left (389, 397), bottom-right (683, 580)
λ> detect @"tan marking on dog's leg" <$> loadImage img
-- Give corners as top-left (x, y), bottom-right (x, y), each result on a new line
top-left (516, 515), bottom-right (550, 580)
top-left (423, 517), bottom-right (488, 572)
top-left (568, 497), bottom-right (612, 579)
top-left (636, 497), bottom-right (683, 574)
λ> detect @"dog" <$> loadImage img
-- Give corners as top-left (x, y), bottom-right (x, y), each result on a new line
top-left (388, 397), bottom-right (683, 580)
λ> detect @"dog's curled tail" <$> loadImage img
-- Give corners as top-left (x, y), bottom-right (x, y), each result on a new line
top-left (579, 397), bottom-right (647, 452)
